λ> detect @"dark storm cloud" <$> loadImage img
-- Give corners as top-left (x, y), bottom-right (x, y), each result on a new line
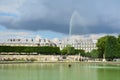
top-left (17, 19), bottom-right (69, 34)
top-left (0, 0), bottom-right (120, 35)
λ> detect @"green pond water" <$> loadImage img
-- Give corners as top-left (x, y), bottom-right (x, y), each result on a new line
top-left (0, 63), bottom-right (120, 80)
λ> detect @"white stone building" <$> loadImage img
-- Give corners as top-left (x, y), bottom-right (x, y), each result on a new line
top-left (54, 38), bottom-right (97, 52)
top-left (0, 38), bottom-right (56, 47)
top-left (0, 37), bottom-right (97, 52)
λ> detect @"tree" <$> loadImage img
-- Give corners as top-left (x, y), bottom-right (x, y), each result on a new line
top-left (118, 35), bottom-right (120, 44)
top-left (96, 35), bottom-right (119, 60)
top-left (61, 45), bottom-right (75, 55)
top-left (115, 45), bottom-right (120, 58)
top-left (90, 49), bottom-right (99, 58)
top-left (85, 52), bottom-right (91, 57)
top-left (75, 49), bottom-right (85, 56)
top-left (115, 35), bottom-right (120, 58)
top-left (105, 36), bottom-right (118, 59)
top-left (96, 36), bottom-right (107, 58)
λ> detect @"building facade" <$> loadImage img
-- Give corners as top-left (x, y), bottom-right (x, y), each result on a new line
top-left (0, 38), bottom-right (56, 47)
top-left (0, 37), bottom-right (97, 52)
top-left (54, 38), bottom-right (97, 52)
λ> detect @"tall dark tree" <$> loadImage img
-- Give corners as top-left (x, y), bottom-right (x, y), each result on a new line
top-left (105, 36), bottom-right (117, 59)
top-left (116, 35), bottom-right (120, 58)
top-left (96, 36), bottom-right (107, 58)
top-left (96, 35), bottom-right (120, 59)
top-left (118, 35), bottom-right (120, 44)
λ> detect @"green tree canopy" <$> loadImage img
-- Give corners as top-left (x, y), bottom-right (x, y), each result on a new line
top-left (96, 35), bottom-right (120, 59)
top-left (61, 45), bottom-right (75, 55)
top-left (75, 49), bottom-right (85, 56)
top-left (96, 36), bottom-right (107, 58)
top-left (89, 49), bottom-right (99, 58)
top-left (105, 36), bottom-right (118, 59)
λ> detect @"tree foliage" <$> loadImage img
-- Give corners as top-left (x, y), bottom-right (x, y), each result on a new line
top-left (61, 45), bottom-right (75, 55)
top-left (61, 44), bottom-right (86, 55)
top-left (75, 49), bottom-right (85, 56)
top-left (0, 46), bottom-right (60, 55)
top-left (96, 35), bottom-right (120, 59)
top-left (105, 36), bottom-right (118, 59)
top-left (89, 49), bottom-right (99, 58)
top-left (96, 36), bottom-right (107, 58)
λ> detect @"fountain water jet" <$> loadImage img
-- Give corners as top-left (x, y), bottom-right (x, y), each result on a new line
top-left (69, 11), bottom-right (79, 39)
top-left (69, 11), bottom-right (89, 40)
top-left (68, 11), bottom-right (89, 55)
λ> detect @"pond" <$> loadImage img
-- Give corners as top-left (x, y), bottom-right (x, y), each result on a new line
top-left (0, 63), bottom-right (120, 80)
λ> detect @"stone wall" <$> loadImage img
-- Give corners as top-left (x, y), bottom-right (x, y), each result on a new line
top-left (0, 54), bottom-right (82, 62)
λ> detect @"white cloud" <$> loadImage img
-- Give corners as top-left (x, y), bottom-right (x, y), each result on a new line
top-left (0, 30), bottom-right (31, 39)
top-left (64, 33), bottom-right (119, 40)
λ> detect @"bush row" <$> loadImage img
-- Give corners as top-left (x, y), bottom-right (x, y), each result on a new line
top-left (0, 46), bottom-right (60, 55)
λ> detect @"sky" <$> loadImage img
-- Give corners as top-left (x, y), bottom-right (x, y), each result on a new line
top-left (0, 0), bottom-right (120, 40)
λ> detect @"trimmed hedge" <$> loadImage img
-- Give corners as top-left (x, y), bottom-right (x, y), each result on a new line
top-left (0, 46), bottom-right (60, 55)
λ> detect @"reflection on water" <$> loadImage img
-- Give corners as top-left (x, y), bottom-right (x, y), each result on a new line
top-left (0, 63), bottom-right (120, 80)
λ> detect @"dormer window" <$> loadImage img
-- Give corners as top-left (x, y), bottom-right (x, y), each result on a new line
top-left (26, 39), bottom-right (28, 42)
